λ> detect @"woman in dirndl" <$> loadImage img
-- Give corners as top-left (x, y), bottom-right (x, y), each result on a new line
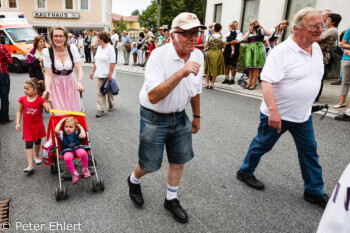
top-left (204, 23), bottom-right (226, 89)
top-left (243, 20), bottom-right (271, 90)
top-left (42, 25), bottom-right (84, 112)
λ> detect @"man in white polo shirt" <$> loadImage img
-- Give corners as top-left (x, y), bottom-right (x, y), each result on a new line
top-left (236, 7), bottom-right (329, 208)
top-left (127, 12), bottom-right (206, 223)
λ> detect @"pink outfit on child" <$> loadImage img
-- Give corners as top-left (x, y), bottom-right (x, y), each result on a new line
top-left (63, 148), bottom-right (88, 174)
top-left (43, 44), bottom-right (81, 112)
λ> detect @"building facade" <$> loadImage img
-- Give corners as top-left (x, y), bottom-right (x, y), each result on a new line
top-left (112, 14), bottom-right (142, 41)
top-left (205, 0), bottom-right (350, 38)
top-left (0, 0), bottom-right (112, 34)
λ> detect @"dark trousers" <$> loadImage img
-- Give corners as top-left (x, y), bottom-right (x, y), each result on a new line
top-left (316, 63), bottom-right (332, 101)
top-left (239, 113), bottom-right (325, 195)
top-left (84, 47), bottom-right (91, 62)
top-left (0, 73), bottom-right (10, 123)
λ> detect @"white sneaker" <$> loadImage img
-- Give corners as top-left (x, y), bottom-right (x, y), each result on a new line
top-left (333, 104), bottom-right (346, 108)
top-left (96, 111), bottom-right (104, 117)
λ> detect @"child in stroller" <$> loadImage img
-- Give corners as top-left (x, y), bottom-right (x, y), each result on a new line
top-left (55, 117), bottom-right (91, 183)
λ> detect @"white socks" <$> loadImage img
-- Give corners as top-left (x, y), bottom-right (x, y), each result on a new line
top-left (166, 184), bottom-right (178, 201)
top-left (346, 108), bottom-right (350, 116)
top-left (130, 172), bottom-right (141, 184)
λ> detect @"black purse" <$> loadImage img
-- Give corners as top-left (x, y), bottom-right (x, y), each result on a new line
top-left (330, 40), bottom-right (343, 63)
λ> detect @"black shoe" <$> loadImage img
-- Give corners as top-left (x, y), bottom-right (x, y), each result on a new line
top-left (127, 175), bottom-right (144, 207)
top-left (334, 114), bottom-right (350, 121)
top-left (303, 191), bottom-right (329, 208)
top-left (227, 80), bottom-right (235, 85)
top-left (236, 170), bottom-right (265, 190)
top-left (222, 79), bottom-right (229, 84)
top-left (164, 198), bottom-right (188, 223)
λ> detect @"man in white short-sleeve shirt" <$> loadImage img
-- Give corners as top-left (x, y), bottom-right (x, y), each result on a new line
top-left (317, 162), bottom-right (350, 233)
top-left (127, 12), bottom-right (206, 224)
top-left (236, 7), bottom-right (329, 208)
top-left (111, 29), bottom-right (119, 64)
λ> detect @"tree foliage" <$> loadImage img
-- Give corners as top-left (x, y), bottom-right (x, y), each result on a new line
top-left (138, 0), bottom-right (158, 32)
top-left (117, 17), bottom-right (128, 34)
top-left (131, 9), bottom-right (140, 15)
top-left (139, 0), bottom-right (205, 32)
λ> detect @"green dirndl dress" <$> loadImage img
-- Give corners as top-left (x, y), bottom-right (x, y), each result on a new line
top-left (245, 29), bottom-right (266, 68)
top-left (205, 35), bottom-right (225, 76)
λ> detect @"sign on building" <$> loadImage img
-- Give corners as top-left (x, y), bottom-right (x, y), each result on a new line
top-left (33, 12), bottom-right (80, 19)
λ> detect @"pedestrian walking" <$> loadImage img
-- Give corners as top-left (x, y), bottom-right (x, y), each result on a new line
top-left (0, 43), bottom-right (13, 125)
top-left (127, 12), bottom-right (205, 224)
top-left (83, 31), bottom-right (91, 63)
top-left (42, 25), bottom-right (84, 112)
top-left (236, 7), bottom-right (329, 208)
top-left (121, 31), bottom-right (132, 65)
top-left (89, 31), bottom-right (116, 117)
top-left (204, 23), bottom-right (226, 89)
top-left (15, 78), bottom-right (49, 173)
top-left (25, 35), bottom-right (46, 81)
top-left (111, 29), bottom-right (119, 64)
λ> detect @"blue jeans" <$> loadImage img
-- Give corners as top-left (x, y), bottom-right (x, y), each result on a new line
top-left (115, 48), bottom-right (118, 64)
top-left (239, 113), bottom-right (325, 195)
top-left (138, 106), bottom-right (194, 172)
top-left (0, 73), bottom-right (10, 123)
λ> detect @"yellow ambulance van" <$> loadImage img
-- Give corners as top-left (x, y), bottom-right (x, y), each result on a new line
top-left (0, 12), bottom-right (39, 72)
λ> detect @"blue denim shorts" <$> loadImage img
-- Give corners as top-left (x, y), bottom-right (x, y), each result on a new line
top-left (138, 106), bottom-right (194, 172)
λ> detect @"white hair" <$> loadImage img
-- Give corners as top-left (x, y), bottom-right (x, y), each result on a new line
top-left (170, 28), bottom-right (179, 43)
top-left (292, 7), bottom-right (322, 33)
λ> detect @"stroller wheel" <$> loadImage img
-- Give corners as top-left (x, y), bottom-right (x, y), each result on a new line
top-left (55, 188), bottom-right (60, 201)
top-left (98, 179), bottom-right (105, 191)
top-left (62, 187), bottom-right (68, 199)
top-left (92, 180), bottom-right (98, 192)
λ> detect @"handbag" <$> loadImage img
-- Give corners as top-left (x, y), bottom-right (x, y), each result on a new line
top-left (330, 40), bottom-right (343, 63)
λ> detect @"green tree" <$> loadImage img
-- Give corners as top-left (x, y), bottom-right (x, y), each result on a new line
top-left (138, 0), bottom-right (158, 32)
top-left (160, 0), bottom-right (206, 28)
top-left (117, 17), bottom-right (128, 35)
top-left (131, 9), bottom-right (140, 15)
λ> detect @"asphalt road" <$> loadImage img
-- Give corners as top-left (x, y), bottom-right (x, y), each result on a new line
top-left (1, 68), bottom-right (349, 233)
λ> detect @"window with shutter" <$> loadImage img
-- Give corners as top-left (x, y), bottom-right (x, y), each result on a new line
top-left (283, 0), bottom-right (316, 40)
top-left (241, 0), bottom-right (260, 34)
top-left (8, 0), bottom-right (18, 8)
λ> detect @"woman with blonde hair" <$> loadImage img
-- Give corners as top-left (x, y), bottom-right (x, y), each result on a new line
top-left (42, 25), bottom-right (84, 112)
top-left (265, 20), bottom-right (289, 50)
top-left (243, 20), bottom-right (271, 90)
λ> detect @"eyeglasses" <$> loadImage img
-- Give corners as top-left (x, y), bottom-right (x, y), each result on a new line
top-left (173, 31), bottom-right (202, 38)
top-left (53, 35), bottom-right (65, 39)
top-left (306, 24), bottom-right (325, 32)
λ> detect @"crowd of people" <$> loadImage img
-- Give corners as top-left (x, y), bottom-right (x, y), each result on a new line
top-left (0, 6), bottom-right (349, 231)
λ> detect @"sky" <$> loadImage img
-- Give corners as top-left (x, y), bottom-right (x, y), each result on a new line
top-left (112, 0), bottom-right (151, 16)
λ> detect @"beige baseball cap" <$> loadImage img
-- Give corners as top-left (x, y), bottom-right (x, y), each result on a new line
top-left (171, 12), bottom-right (207, 30)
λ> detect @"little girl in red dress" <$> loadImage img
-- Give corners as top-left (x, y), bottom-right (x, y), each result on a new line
top-left (16, 78), bottom-right (49, 173)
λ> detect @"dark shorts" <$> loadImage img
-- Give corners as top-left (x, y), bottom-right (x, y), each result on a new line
top-left (223, 46), bottom-right (239, 67)
top-left (138, 106), bottom-right (194, 172)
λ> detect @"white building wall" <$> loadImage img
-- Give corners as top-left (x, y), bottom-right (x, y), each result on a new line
top-left (206, 0), bottom-right (350, 37)
top-left (257, 0), bottom-right (287, 30)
